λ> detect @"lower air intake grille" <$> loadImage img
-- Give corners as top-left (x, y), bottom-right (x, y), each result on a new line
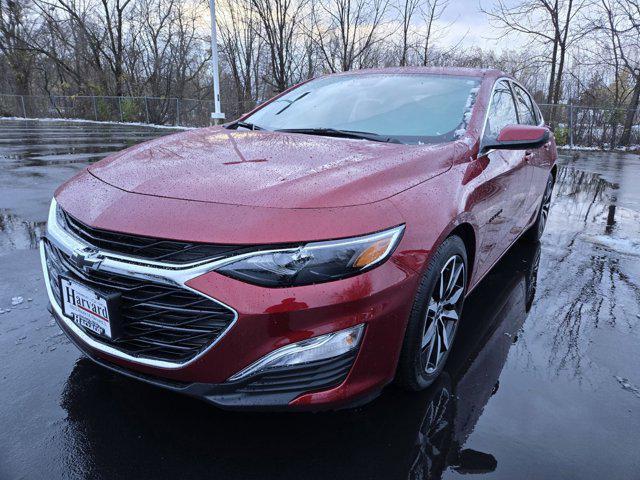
top-left (43, 239), bottom-right (235, 363)
top-left (236, 351), bottom-right (357, 395)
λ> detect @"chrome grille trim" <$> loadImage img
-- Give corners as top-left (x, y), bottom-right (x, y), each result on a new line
top-left (61, 209), bottom-right (250, 265)
top-left (41, 199), bottom-right (239, 369)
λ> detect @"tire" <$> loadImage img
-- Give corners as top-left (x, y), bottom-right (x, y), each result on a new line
top-left (524, 242), bottom-right (541, 312)
top-left (524, 173), bottom-right (554, 242)
top-left (396, 235), bottom-right (468, 391)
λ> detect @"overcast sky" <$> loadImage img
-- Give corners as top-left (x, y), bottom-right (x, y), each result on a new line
top-left (437, 0), bottom-right (524, 51)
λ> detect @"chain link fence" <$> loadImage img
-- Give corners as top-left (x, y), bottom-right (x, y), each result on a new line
top-left (539, 103), bottom-right (640, 149)
top-left (0, 94), bottom-right (256, 128)
top-left (1, 93), bottom-right (638, 148)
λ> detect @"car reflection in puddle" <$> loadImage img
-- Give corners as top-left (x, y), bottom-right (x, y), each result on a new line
top-left (57, 240), bottom-right (540, 480)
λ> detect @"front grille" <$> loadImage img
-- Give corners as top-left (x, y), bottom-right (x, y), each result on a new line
top-left (61, 209), bottom-right (250, 264)
top-left (236, 351), bottom-right (357, 394)
top-left (43, 239), bottom-right (235, 363)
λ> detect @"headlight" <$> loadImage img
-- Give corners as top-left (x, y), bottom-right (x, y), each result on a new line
top-left (229, 324), bottom-right (365, 381)
top-left (47, 197), bottom-right (67, 232)
top-left (54, 199), bottom-right (66, 227)
top-left (217, 225), bottom-right (404, 287)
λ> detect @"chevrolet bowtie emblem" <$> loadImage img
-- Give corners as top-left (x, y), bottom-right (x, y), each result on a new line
top-left (70, 247), bottom-right (103, 272)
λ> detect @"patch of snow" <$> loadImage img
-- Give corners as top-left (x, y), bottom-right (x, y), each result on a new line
top-left (454, 86), bottom-right (480, 139)
top-left (0, 116), bottom-right (192, 130)
top-left (463, 87), bottom-right (479, 110)
top-left (11, 296), bottom-right (23, 306)
top-left (582, 235), bottom-right (640, 257)
top-left (559, 144), bottom-right (640, 152)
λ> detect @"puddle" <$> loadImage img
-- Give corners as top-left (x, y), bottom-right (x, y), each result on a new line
top-left (0, 122), bottom-right (638, 479)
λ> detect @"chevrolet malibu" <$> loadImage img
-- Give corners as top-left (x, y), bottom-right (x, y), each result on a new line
top-left (41, 67), bottom-right (557, 410)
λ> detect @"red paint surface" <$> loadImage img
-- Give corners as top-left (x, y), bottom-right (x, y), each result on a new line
top-left (54, 67), bottom-right (557, 408)
top-left (497, 124), bottom-right (549, 142)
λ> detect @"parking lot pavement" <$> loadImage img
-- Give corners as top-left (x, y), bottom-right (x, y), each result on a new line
top-left (0, 119), bottom-right (638, 479)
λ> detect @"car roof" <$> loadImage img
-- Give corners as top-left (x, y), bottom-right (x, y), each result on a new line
top-left (328, 66), bottom-right (507, 80)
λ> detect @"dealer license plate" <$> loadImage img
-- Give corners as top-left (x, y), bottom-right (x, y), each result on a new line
top-left (60, 277), bottom-right (117, 339)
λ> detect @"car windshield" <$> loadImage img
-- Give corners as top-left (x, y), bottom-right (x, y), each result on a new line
top-left (241, 74), bottom-right (481, 144)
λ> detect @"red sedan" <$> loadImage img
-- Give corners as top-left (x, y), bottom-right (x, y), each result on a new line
top-left (41, 67), bottom-right (557, 410)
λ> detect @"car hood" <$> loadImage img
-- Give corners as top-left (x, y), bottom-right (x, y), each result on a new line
top-left (88, 127), bottom-right (462, 209)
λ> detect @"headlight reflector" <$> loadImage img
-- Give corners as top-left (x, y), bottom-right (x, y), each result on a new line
top-left (217, 225), bottom-right (404, 287)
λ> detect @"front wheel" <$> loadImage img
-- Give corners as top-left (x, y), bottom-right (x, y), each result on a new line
top-left (396, 235), bottom-right (467, 391)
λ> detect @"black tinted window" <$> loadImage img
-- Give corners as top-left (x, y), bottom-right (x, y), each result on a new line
top-left (513, 84), bottom-right (537, 125)
top-left (483, 80), bottom-right (518, 140)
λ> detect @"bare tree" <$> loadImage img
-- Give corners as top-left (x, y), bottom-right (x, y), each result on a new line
top-left (169, 0), bottom-right (211, 99)
top-left (601, 0), bottom-right (640, 145)
top-left (250, 0), bottom-right (308, 92)
top-left (218, 0), bottom-right (264, 107)
top-left (312, 0), bottom-right (389, 72)
top-left (0, 0), bottom-right (37, 95)
top-left (30, 0), bottom-right (135, 95)
top-left (22, 0), bottom-right (211, 101)
top-left (128, 0), bottom-right (176, 98)
top-left (482, 0), bottom-right (589, 109)
top-left (419, 0), bottom-right (448, 66)
top-left (580, 0), bottom-right (629, 146)
top-left (394, 0), bottom-right (422, 66)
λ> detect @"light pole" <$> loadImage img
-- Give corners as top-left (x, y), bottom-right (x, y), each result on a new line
top-left (209, 0), bottom-right (225, 124)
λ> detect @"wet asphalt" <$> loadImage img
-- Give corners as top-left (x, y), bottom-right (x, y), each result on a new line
top-left (0, 119), bottom-right (639, 479)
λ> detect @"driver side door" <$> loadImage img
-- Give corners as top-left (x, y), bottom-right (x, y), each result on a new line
top-left (475, 80), bottom-right (532, 274)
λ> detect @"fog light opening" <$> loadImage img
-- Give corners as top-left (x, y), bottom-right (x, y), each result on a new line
top-left (228, 324), bottom-right (365, 382)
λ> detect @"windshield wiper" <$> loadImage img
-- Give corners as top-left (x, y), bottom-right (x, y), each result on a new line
top-left (275, 91), bottom-right (311, 115)
top-left (276, 128), bottom-right (400, 144)
top-left (228, 120), bottom-right (265, 131)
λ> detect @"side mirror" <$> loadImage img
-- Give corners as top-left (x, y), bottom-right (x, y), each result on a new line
top-left (482, 124), bottom-right (550, 153)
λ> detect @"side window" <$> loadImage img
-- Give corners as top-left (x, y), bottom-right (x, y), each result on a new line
top-left (483, 80), bottom-right (518, 141)
top-left (512, 84), bottom-right (537, 125)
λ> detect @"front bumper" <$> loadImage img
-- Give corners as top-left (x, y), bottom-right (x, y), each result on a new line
top-left (51, 303), bottom-right (369, 410)
top-left (41, 211), bottom-right (419, 410)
